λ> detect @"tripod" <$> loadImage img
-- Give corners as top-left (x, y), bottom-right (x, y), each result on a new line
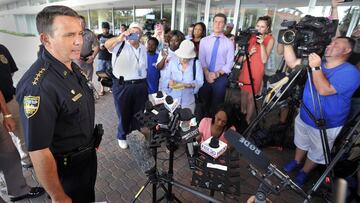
top-left (304, 115), bottom-right (360, 202)
top-left (234, 41), bottom-right (259, 115)
top-left (131, 120), bottom-right (223, 203)
top-left (243, 64), bottom-right (306, 138)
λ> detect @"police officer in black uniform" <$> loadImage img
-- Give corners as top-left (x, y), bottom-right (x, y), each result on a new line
top-left (16, 6), bottom-right (97, 203)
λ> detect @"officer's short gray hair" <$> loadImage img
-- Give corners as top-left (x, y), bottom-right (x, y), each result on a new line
top-left (36, 5), bottom-right (79, 36)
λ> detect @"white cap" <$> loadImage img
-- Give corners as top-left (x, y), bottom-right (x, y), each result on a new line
top-left (175, 40), bottom-right (196, 59)
top-left (129, 22), bottom-right (143, 32)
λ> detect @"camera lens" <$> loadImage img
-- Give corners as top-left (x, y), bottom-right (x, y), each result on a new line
top-left (282, 30), bottom-right (296, 44)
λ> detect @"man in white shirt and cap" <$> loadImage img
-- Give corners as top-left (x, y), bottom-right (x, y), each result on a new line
top-left (105, 22), bottom-right (148, 149)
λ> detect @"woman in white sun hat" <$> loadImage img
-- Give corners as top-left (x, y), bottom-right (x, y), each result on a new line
top-left (165, 40), bottom-right (204, 113)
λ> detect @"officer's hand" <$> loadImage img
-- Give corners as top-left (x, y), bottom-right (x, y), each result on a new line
top-left (3, 117), bottom-right (15, 132)
top-left (308, 53), bottom-right (321, 68)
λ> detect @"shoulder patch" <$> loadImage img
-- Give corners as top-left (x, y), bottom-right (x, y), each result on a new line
top-left (23, 96), bottom-right (40, 118)
top-left (32, 68), bottom-right (46, 85)
top-left (0, 54), bottom-right (8, 64)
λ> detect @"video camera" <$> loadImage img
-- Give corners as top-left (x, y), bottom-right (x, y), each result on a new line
top-left (235, 27), bottom-right (261, 48)
top-left (278, 15), bottom-right (338, 57)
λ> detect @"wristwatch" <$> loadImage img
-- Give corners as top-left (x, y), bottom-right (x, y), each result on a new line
top-left (311, 66), bottom-right (321, 72)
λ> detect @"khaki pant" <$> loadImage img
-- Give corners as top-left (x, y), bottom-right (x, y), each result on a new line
top-left (0, 97), bottom-right (31, 165)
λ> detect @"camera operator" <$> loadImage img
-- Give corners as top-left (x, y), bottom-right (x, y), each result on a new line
top-left (282, 37), bottom-right (360, 187)
top-left (238, 16), bottom-right (275, 124)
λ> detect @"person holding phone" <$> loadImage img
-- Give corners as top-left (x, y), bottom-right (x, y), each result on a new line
top-left (105, 22), bottom-right (148, 149)
top-left (156, 30), bottom-right (185, 93)
top-left (238, 16), bottom-right (275, 124)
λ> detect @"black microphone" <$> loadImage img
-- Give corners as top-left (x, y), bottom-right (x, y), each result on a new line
top-left (157, 110), bottom-right (170, 129)
top-left (144, 100), bottom-right (154, 113)
top-left (164, 95), bottom-right (180, 113)
top-left (178, 108), bottom-right (193, 121)
top-left (127, 130), bottom-right (156, 173)
top-left (224, 129), bottom-right (270, 171)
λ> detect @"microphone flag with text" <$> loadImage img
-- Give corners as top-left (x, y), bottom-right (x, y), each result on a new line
top-left (224, 129), bottom-right (270, 171)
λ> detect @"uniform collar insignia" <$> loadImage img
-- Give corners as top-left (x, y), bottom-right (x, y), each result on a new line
top-left (32, 68), bottom-right (46, 86)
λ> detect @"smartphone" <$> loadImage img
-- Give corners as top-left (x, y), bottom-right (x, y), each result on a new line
top-left (342, 0), bottom-right (353, 2)
top-left (127, 33), bottom-right (140, 41)
top-left (163, 42), bottom-right (169, 54)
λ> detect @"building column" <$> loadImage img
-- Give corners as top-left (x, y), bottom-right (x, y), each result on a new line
top-left (87, 9), bottom-right (91, 29)
top-left (179, 0), bottom-right (186, 32)
top-left (112, 8), bottom-right (115, 35)
top-left (204, 0), bottom-right (210, 32)
top-left (161, 3), bottom-right (164, 19)
top-left (171, 0), bottom-right (177, 30)
top-left (232, 0), bottom-right (241, 35)
top-left (308, 0), bottom-right (317, 15)
top-left (133, 5), bottom-right (136, 22)
top-left (196, 3), bottom-right (201, 22)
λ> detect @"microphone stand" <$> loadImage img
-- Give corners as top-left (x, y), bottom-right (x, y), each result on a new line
top-left (131, 111), bottom-right (225, 203)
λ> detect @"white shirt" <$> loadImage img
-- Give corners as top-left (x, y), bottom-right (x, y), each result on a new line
top-left (156, 49), bottom-right (179, 93)
top-left (111, 41), bottom-right (147, 80)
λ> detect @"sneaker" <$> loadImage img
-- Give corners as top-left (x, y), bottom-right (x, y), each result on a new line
top-left (283, 160), bottom-right (300, 173)
top-left (295, 170), bottom-right (309, 187)
top-left (118, 139), bottom-right (128, 149)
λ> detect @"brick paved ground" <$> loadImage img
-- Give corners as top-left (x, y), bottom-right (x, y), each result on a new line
top-left (0, 33), bottom-right (327, 203)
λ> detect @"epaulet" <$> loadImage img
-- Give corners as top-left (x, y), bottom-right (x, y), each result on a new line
top-left (31, 67), bottom-right (46, 86)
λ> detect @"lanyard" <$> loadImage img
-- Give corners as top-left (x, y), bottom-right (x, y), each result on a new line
top-left (130, 46), bottom-right (141, 65)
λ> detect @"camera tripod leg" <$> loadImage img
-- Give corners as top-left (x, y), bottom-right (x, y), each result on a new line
top-left (131, 179), bottom-right (151, 203)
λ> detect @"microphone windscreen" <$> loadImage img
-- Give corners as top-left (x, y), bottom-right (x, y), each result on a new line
top-left (156, 91), bottom-right (164, 98)
top-left (179, 108), bottom-right (193, 121)
top-left (224, 129), bottom-right (270, 171)
top-left (165, 95), bottom-right (173, 104)
top-left (157, 110), bottom-right (170, 125)
top-left (127, 130), bottom-right (156, 173)
top-left (145, 101), bottom-right (154, 112)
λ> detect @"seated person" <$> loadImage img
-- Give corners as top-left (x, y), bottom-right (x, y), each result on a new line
top-left (165, 40), bottom-right (204, 113)
top-left (197, 104), bottom-right (235, 144)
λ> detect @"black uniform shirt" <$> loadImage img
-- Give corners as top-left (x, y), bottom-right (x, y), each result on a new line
top-left (16, 48), bottom-right (95, 154)
top-left (0, 44), bottom-right (18, 102)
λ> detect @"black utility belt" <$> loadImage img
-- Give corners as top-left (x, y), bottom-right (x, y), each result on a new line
top-left (118, 78), bottom-right (146, 85)
top-left (54, 146), bottom-right (95, 167)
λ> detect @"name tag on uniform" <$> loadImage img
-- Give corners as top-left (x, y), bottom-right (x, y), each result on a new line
top-left (72, 93), bottom-right (82, 102)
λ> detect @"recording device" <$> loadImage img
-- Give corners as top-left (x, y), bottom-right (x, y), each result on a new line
top-left (200, 137), bottom-right (227, 159)
top-left (235, 27), bottom-right (261, 47)
top-left (163, 42), bottom-right (169, 55)
top-left (164, 96), bottom-right (180, 114)
top-left (278, 15), bottom-right (338, 57)
top-left (224, 129), bottom-right (309, 201)
top-left (342, 0), bottom-right (353, 2)
top-left (149, 91), bottom-right (167, 106)
top-left (224, 129), bottom-right (270, 170)
top-left (127, 33), bottom-right (140, 41)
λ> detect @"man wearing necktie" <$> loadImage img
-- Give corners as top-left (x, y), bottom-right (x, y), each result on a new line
top-left (198, 13), bottom-right (234, 117)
